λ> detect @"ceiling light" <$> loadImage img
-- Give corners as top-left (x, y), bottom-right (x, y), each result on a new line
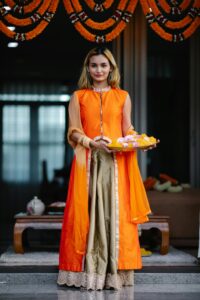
top-left (8, 26), bottom-right (15, 31)
top-left (4, 6), bottom-right (11, 11)
top-left (7, 42), bottom-right (19, 48)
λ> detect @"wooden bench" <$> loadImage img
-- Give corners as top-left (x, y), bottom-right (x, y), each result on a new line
top-left (13, 215), bottom-right (63, 254)
top-left (141, 215), bottom-right (170, 255)
top-left (13, 214), bottom-right (169, 254)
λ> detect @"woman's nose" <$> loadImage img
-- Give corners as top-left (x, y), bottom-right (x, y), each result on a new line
top-left (96, 66), bottom-right (102, 72)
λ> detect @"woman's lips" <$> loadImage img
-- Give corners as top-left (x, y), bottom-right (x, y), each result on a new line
top-left (94, 74), bottom-right (103, 77)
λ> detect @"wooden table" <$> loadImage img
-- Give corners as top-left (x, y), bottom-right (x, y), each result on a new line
top-left (13, 214), bottom-right (170, 254)
top-left (141, 215), bottom-right (170, 255)
top-left (13, 215), bottom-right (63, 254)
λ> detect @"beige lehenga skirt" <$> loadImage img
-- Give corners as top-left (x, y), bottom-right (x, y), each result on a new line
top-left (57, 149), bottom-right (134, 290)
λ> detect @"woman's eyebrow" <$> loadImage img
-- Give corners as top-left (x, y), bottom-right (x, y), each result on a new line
top-left (90, 62), bottom-right (108, 66)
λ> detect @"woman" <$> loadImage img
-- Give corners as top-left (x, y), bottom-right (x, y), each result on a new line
top-left (57, 47), bottom-right (152, 290)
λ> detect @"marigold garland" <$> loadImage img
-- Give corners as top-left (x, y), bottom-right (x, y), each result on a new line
top-left (1, 0), bottom-right (51, 26)
top-left (140, 0), bottom-right (200, 42)
top-left (84, 0), bottom-right (114, 12)
top-left (155, 16), bottom-right (199, 42)
top-left (149, 0), bottom-right (200, 29)
top-left (178, 0), bottom-right (194, 11)
top-left (73, 0), bottom-right (127, 14)
top-left (9, 0), bottom-right (30, 4)
top-left (4, 0), bottom-right (42, 15)
top-left (12, 0), bottom-right (29, 3)
top-left (158, 0), bottom-right (192, 14)
top-left (0, 0), bottom-right (59, 40)
top-left (0, 0), bottom-right (199, 42)
top-left (63, 0), bottom-right (138, 42)
top-left (71, 0), bottom-right (129, 30)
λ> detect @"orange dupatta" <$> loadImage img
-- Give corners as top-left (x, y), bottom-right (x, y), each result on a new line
top-left (67, 92), bottom-right (89, 255)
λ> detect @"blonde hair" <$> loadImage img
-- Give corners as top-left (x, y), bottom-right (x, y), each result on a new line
top-left (78, 47), bottom-right (120, 89)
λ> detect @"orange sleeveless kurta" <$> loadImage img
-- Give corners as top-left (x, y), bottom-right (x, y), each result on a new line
top-left (59, 88), bottom-right (151, 272)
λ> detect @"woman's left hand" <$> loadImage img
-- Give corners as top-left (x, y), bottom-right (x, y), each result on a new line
top-left (142, 139), bottom-right (160, 152)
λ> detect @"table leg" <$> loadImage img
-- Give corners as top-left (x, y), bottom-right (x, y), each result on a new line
top-left (13, 223), bottom-right (26, 254)
top-left (160, 227), bottom-right (169, 255)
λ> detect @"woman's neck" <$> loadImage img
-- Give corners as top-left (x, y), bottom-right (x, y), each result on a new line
top-left (92, 85), bottom-right (111, 93)
top-left (92, 81), bottom-right (110, 92)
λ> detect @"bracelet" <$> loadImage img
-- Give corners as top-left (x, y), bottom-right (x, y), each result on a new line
top-left (77, 135), bottom-right (92, 149)
top-left (77, 135), bottom-right (84, 145)
top-left (82, 136), bottom-right (92, 149)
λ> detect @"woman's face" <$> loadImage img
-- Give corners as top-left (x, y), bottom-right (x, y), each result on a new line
top-left (88, 54), bottom-right (112, 85)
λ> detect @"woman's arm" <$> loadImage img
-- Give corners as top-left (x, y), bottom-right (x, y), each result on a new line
top-left (68, 93), bottom-right (111, 152)
top-left (122, 94), bottom-right (158, 151)
top-left (67, 92), bottom-right (89, 147)
top-left (122, 94), bottom-right (135, 136)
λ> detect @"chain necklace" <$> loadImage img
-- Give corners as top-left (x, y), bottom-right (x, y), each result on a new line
top-left (92, 86), bottom-right (111, 93)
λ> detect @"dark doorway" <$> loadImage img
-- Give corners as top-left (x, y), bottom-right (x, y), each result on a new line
top-left (147, 28), bottom-right (190, 184)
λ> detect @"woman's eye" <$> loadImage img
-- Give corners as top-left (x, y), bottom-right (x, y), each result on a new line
top-left (90, 64), bottom-right (108, 68)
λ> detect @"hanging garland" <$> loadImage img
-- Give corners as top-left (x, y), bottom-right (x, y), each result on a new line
top-left (71, 0), bottom-right (129, 30)
top-left (0, 0), bottom-right (199, 42)
top-left (83, 0), bottom-right (114, 12)
top-left (1, 0), bottom-right (51, 26)
top-left (4, 0), bottom-right (42, 15)
top-left (158, 0), bottom-right (193, 15)
top-left (0, 0), bottom-right (59, 40)
top-left (149, 0), bottom-right (199, 29)
top-left (8, 0), bottom-right (31, 4)
top-left (63, 0), bottom-right (138, 42)
top-left (140, 0), bottom-right (200, 42)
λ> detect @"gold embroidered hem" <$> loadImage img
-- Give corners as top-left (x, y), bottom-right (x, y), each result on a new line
top-left (58, 150), bottom-right (134, 290)
top-left (57, 270), bottom-right (134, 290)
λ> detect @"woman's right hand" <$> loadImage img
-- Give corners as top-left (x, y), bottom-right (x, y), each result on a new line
top-left (90, 140), bottom-right (112, 153)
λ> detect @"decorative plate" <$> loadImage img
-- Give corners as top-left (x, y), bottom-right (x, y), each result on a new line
top-left (107, 133), bottom-right (159, 151)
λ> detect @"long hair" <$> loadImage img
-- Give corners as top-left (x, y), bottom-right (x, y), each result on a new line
top-left (78, 47), bottom-right (120, 89)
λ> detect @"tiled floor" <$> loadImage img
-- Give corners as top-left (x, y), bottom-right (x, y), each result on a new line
top-left (0, 246), bottom-right (199, 299)
top-left (1, 284), bottom-right (200, 300)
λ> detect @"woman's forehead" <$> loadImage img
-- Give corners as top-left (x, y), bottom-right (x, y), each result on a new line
top-left (89, 54), bottom-right (109, 64)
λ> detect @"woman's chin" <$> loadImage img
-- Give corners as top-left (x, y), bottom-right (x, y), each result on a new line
top-left (92, 78), bottom-right (107, 84)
